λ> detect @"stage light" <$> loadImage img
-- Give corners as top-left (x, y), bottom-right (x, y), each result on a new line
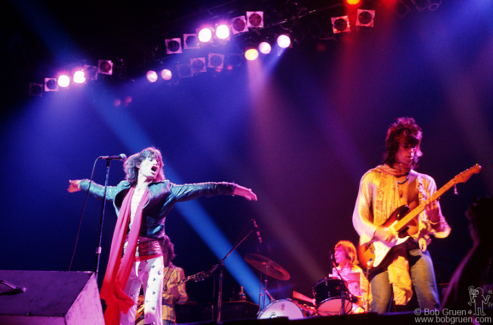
top-left (98, 60), bottom-right (113, 75)
top-left (231, 16), bottom-right (248, 34)
top-left (29, 83), bottom-right (43, 97)
top-left (411, 0), bottom-right (431, 11)
top-left (191, 58), bottom-right (207, 74)
top-left (331, 16), bottom-right (351, 33)
top-left (161, 69), bottom-right (172, 80)
top-left (44, 78), bottom-right (58, 92)
top-left (183, 34), bottom-right (199, 49)
top-left (166, 38), bottom-right (182, 54)
top-left (208, 53), bottom-right (224, 69)
top-left (198, 27), bottom-right (213, 43)
top-left (245, 48), bottom-right (259, 61)
top-left (215, 24), bottom-right (230, 40)
top-left (177, 63), bottom-right (192, 78)
top-left (246, 11), bottom-right (264, 28)
top-left (346, 0), bottom-right (361, 4)
top-left (58, 74), bottom-right (70, 88)
top-left (388, 0), bottom-right (411, 18)
top-left (84, 65), bottom-right (98, 80)
top-left (258, 41), bottom-right (271, 54)
top-left (73, 70), bottom-right (86, 84)
top-left (277, 34), bottom-right (291, 48)
top-left (146, 70), bottom-right (158, 82)
top-left (356, 9), bottom-right (375, 27)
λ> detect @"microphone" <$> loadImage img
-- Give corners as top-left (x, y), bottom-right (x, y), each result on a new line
top-left (253, 220), bottom-right (262, 244)
top-left (330, 252), bottom-right (336, 266)
top-left (99, 154), bottom-right (127, 161)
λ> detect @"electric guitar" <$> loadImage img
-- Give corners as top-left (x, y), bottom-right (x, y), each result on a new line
top-left (357, 164), bottom-right (481, 270)
top-left (136, 270), bottom-right (213, 320)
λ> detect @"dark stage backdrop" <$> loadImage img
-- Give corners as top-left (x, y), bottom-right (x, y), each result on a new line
top-left (1, 0), bottom-right (492, 312)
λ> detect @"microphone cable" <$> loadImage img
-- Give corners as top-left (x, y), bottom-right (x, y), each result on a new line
top-left (68, 157), bottom-right (99, 271)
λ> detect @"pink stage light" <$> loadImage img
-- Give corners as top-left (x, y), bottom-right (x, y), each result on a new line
top-left (73, 70), bottom-right (86, 84)
top-left (161, 69), bottom-right (172, 81)
top-left (198, 28), bottom-right (213, 43)
top-left (146, 70), bottom-right (158, 82)
top-left (215, 24), bottom-right (230, 39)
top-left (258, 42), bottom-right (271, 54)
top-left (58, 75), bottom-right (70, 88)
top-left (277, 35), bottom-right (291, 48)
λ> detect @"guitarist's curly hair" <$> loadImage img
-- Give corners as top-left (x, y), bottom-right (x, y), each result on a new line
top-left (383, 117), bottom-right (423, 168)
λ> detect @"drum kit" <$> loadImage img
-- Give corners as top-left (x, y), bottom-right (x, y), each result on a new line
top-left (244, 253), bottom-right (359, 320)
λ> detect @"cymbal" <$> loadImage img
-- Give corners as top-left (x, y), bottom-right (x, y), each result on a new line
top-left (244, 253), bottom-right (290, 281)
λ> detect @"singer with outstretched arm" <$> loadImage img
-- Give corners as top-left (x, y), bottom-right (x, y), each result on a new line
top-left (68, 147), bottom-right (257, 325)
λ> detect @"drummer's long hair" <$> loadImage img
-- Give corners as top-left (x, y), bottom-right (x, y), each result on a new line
top-left (335, 240), bottom-right (359, 266)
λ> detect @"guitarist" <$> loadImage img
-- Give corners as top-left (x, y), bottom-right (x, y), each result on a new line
top-left (352, 117), bottom-right (451, 314)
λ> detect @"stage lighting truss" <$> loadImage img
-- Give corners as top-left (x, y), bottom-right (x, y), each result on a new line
top-left (166, 38), bottom-right (183, 54)
top-left (29, 83), bottom-right (43, 97)
top-left (44, 78), bottom-right (58, 92)
top-left (208, 53), bottom-right (225, 70)
top-left (98, 60), bottom-right (113, 75)
top-left (356, 9), bottom-right (375, 27)
top-left (190, 58), bottom-right (207, 74)
top-left (231, 16), bottom-right (248, 34)
top-left (246, 11), bottom-right (264, 28)
top-left (331, 16), bottom-right (351, 34)
top-left (183, 34), bottom-right (200, 49)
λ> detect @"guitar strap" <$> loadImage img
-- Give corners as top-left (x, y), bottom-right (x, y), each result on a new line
top-left (163, 264), bottom-right (175, 293)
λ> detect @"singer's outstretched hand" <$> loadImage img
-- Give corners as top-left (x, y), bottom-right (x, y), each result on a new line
top-left (68, 180), bottom-right (82, 193)
top-left (233, 185), bottom-right (258, 201)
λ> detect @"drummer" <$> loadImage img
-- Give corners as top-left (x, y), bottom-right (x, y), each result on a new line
top-left (328, 240), bottom-right (370, 313)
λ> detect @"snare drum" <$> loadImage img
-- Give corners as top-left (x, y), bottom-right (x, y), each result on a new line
top-left (312, 278), bottom-right (352, 316)
top-left (257, 299), bottom-right (305, 320)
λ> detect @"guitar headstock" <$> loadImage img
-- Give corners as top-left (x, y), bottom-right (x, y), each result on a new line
top-left (453, 164), bottom-right (481, 184)
top-left (192, 270), bottom-right (212, 282)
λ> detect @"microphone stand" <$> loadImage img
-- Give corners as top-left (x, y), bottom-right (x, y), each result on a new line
top-left (211, 229), bottom-right (255, 323)
top-left (331, 261), bottom-right (349, 315)
top-left (95, 158), bottom-right (111, 278)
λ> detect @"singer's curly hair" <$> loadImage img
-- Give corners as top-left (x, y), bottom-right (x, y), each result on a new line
top-left (383, 117), bottom-right (423, 168)
top-left (335, 240), bottom-right (359, 266)
top-left (124, 147), bottom-right (165, 186)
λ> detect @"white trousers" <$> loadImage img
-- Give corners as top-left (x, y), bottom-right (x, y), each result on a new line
top-left (120, 256), bottom-right (164, 325)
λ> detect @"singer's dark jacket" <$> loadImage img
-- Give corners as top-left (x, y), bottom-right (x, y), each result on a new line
top-left (79, 179), bottom-right (235, 239)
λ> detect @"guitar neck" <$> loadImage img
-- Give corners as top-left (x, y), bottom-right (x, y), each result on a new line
top-left (393, 178), bottom-right (455, 232)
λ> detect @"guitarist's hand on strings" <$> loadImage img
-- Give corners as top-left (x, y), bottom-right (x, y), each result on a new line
top-left (168, 284), bottom-right (180, 301)
top-left (374, 226), bottom-right (397, 244)
top-left (424, 199), bottom-right (441, 224)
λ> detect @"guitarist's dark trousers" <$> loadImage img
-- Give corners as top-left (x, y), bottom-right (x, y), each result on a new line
top-left (368, 239), bottom-right (441, 314)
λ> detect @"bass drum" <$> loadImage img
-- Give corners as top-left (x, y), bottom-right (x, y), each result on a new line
top-left (257, 299), bottom-right (305, 320)
top-left (312, 278), bottom-right (352, 316)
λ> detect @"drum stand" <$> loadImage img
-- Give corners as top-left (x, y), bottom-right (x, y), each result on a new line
top-left (258, 269), bottom-right (274, 311)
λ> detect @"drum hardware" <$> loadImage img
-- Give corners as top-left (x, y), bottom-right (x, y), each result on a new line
top-left (257, 299), bottom-right (305, 320)
top-left (244, 253), bottom-right (290, 311)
